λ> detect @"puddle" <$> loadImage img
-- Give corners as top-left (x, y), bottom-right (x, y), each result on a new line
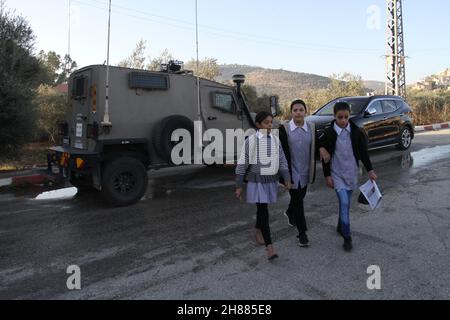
top-left (410, 145), bottom-right (450, 168)
top-left (35, 187), bottom-right (78, 201)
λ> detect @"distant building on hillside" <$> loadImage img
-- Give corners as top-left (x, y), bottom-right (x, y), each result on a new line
top-left (413, 80), bottom-right (435, 91)
top-left (413, 68), bottom-right (450, 91)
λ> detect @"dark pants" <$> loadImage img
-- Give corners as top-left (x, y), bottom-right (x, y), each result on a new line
top-left (287, 185), bottom-right (308, 234)
top-left (255, 203), bottom-right (272, 246)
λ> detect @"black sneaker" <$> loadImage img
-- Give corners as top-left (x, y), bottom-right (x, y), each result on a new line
top-left (343, 237), bottom-right (353, 252)
top-left (284, 211), bottom-right (296, 227)
top-left (298, 232), bottom-right (310, 247)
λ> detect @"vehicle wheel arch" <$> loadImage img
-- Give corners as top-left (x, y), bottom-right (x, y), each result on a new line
top-left (100, 142), bottom-right (150, 168)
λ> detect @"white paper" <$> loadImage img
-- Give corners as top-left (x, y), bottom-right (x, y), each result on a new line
top-left (359, 180), bottom-right (382, 210)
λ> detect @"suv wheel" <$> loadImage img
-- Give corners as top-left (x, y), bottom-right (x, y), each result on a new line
top-left (397, 126), bottom-right (412, 150)
top-left (101, 157), bottom-right (148, 206)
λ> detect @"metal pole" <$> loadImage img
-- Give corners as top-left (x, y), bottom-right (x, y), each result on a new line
top-left (195, 0), bottom-right (201, 122)
top-left (385, 0), bottom-right (389, 95)
top-left (67, 0), bottom-right (71, 76)
top-left (393, 0), bottom-right (399, 95)
top-left (102, 0), bottom-right (112, 126)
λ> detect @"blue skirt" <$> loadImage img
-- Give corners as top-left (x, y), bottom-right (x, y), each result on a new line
top-left (246, 182), bottom-right (279, 204)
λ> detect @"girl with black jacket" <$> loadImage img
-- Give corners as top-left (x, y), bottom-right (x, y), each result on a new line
top-left (279, 99), bottom-right (330, 247)
top-left (320, 102), bottom-right (377, 252)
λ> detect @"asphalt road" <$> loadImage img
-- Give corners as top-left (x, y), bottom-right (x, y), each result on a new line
top-left (1, 130), bottom-right (449, 300)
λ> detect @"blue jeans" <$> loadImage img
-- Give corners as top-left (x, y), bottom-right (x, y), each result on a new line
top-left (336, 189), bottom-right (353, 238)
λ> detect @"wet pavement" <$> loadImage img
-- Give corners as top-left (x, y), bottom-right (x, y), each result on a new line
top-left (0, 130), bottom-right (449, 300)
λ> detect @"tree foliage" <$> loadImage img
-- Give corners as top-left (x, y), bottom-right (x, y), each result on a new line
top-left (185, 57), bottom-right (219, 81)
top-left (118, 39), bottom-right (147, 69)
top-left (117, 40), bottom-right (175, 71)
top-left (38, 50), bottom-right (77, 85)
top-left (0, 8), bottom-right (41, 156)
top-left (34, 85), bottom-right (67, 143)
top-left (117, 41), bottom-right (219, 81)
top-left (242, 84), bottom-right (276, 114)
top-left (147, 48), bottom-right (174, 71)
top-left (406, 89), bottom-right (450, 125)
top-left (296, 73), bottom-right (366, 117)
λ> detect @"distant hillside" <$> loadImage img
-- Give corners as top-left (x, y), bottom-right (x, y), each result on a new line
top-left (363, 81), bottom-right (385, 94)
top-left (218, 64), bottom-right (384, 103)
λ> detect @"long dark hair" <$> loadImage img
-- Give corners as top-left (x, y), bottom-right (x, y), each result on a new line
top-left (255, 111), bottom-right (273, 125)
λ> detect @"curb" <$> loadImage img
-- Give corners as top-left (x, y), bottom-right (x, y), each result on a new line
top-left (415, 122), bottom-right (450, 132)
top-left (0, 171), bottom-right (56, 188)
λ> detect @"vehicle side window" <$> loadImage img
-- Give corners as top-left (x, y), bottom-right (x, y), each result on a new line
top-left (395, 100), bottom-right (410, 111)
top-left (368, 101), bottom-right (383, 115)
top-left (212, 93), bottom-right (236, 113)
top-left (316, 101), bottom-right (335, 116)
top-left (382, 100), bottom-right (397, 113)
top-left (129, 72), bottom-right (169, 90)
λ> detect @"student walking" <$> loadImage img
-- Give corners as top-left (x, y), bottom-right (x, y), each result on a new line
top-left (320, 102), bottom-right (377, 251)
top-left (279, 99), bottom-right (330, 247)
top-left (235, 111), bottom-right (291, 260)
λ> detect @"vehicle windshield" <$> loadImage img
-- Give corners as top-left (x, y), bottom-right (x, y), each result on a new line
top-left (314, 98), bottom-right (370, 116)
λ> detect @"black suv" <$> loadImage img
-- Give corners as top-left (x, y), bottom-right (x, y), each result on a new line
top-left (306, 95), bottom-right (414, 150)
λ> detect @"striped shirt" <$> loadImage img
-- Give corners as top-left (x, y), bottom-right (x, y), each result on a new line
top-left (236, 132), bottom-right (290, 188)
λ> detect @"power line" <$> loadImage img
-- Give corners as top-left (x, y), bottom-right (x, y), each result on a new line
top-left (90, 0), bottom-right (381, 53)
top-left (72, 0), bottom-right (382, 55)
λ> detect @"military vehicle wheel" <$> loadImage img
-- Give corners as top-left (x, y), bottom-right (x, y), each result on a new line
top-left (153, 115), bottom-right (194, 163)
top-left (101, 157), bottom-right (148, 207)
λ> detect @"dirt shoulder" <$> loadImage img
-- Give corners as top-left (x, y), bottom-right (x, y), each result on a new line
top-left (0, 142), bottom-right (50, 173)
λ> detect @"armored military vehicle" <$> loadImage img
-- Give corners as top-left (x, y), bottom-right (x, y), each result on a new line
top-left (48, 61), bottom-right (279, 206)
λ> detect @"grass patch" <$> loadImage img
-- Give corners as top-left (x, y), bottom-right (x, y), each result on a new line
top-left (0, 142), bottom-right (51, 172)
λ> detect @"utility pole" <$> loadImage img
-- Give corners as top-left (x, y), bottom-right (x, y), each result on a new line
top-left (195, 0), bottom-right (201, 123)
top-left (102, 0), bottom-right (112, 127)
top-left (67, 0), bottom-right (71, 80)
top-left (385, 0), bottom-right (406, 98)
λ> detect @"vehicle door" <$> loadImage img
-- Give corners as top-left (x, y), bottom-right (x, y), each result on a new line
top-left (70, 69), bottom-right (92, 151)
top-left (381, 99), bottom-right (401, 140)
top-left (202, 87), bottom-right (243, 161)
top-left (362, 100), bottom-right (387, 145)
